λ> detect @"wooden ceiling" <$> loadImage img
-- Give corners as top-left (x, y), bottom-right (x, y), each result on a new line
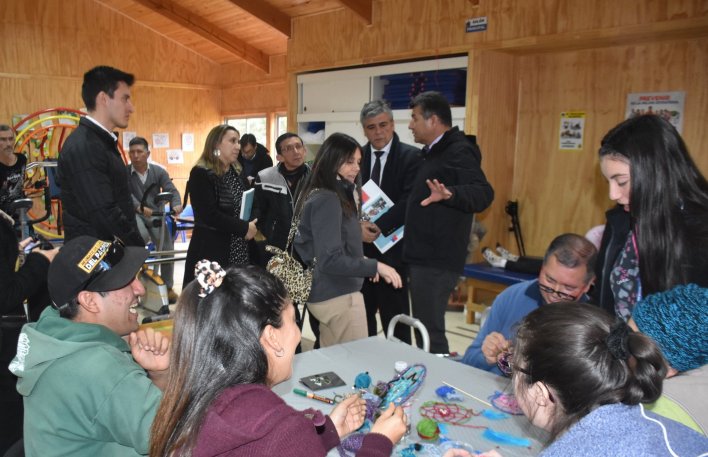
top-left (96, 0), bottom-right (374, 72)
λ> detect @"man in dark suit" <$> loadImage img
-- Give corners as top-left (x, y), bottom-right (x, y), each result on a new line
top-left (359, 100), bottom-right (422, 344)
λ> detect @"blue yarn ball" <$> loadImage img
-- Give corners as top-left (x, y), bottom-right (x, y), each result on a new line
top-left (632, 284), bottom-right (708, 372)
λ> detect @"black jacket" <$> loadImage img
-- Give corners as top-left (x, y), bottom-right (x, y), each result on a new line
top-left (56, 117), bottom-right (143, 246)
top-left (360, 133), bottom-right (422, 268)
top-left (251, 163), bottom-right (311, 252)
top-left (183, 166), bottom-right (250, 284)
top-left (591, 205), bottom-right (631, 315)
top-left (238, 144), bottom-right (273, 189)
top-left (403, 127), bottom-right (494, 273)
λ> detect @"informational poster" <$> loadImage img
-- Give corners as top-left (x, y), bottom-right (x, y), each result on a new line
top-left (182, 132), bottom-right (195, 152)
top-left (122, 131), bottom-right (136, 151)
top-left (559, 111), bottom-right (586, 150)
top-left (625, 91), bottom-right (685, 133)
top-left (152, 133), bottom-right (169, 149)
top-left (466, 16), bottom-right (488, 33)
top-left (166, 149), bottom-right (183, 164)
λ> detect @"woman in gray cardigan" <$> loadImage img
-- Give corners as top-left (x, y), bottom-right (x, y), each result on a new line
top-left (295, 133), bottom-right (401, 347)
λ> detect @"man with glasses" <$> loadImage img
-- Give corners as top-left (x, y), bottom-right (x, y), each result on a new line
top-left (10, 236), bottom-right (170, 456)
top-left (251, 132), bottom-right (310, 266)
top-left (460, 233), bottom-right (597, 375)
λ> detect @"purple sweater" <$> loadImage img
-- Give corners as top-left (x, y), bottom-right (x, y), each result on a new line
top-left (193, 384), bottom-right (393, 457)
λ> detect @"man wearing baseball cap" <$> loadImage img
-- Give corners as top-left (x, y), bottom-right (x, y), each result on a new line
top-left (9, 236), bottom-right (170, 456)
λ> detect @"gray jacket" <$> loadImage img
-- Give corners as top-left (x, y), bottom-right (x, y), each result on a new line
top-left (294, 189), bottom-right (377, 302)
top-left (127, 163), bottom-right (181, 212)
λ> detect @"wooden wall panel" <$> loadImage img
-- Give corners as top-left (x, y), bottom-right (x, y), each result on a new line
top-left (513, 38), bottom-right (708, 255)
top-left (289, 0), bottom-right (708, 71)
top-left (221, 55), bottom-right (288, 115)
top-left (469, 50), bottom-right (519, 257)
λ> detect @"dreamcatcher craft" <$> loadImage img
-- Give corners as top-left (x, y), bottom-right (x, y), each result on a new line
top-left (338, 364), bottom-right (427, 457)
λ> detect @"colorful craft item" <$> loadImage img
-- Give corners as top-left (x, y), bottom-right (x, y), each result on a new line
top-left (419, 401), bottom-right (485, 429)
top-left (354, 371), bottom-right (372, 389)
top-left (416, 418), bottom-right (440, 441)
top-left (293, 388), bottom-right (335, 405)
top-left (488, 391), bottom-right (524, 415)
top-left (482, 428), bottom-right (532, 447)
top-left (435, 385), bottom-right (463, 402)
top-left (379, 364), bottom-right (427, 406)
top-left (497, 350), bottom-right (513, 377)
top-left (481, 409), bottom-right (509, 420)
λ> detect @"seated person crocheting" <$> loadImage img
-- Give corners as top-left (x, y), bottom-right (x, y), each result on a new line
top-left (460, 233), bottom-right (596, 375)
top-left (629, 283), bottom-right (708, 435)
top-left (504, 302), bottom-right (708, 456)
top-left (151, 262), bottom-right (430, 457)
top-left (9, 236), bottom-right (170, 457)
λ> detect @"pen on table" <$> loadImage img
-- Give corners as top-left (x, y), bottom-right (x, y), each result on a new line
top-left (293, 388), bottom-right (335, 405)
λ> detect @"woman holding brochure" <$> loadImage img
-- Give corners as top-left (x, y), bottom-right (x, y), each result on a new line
top-left (183, 124), bottom-right (258, 285)
top-left (294, 133), bottom-right (402, 347)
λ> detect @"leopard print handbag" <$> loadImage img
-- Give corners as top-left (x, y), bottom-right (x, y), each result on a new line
top-left (265, 189), bottom-right (318, 304)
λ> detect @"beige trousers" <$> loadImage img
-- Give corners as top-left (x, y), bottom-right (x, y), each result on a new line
top-left (307, 292), bottom-right (368, 347)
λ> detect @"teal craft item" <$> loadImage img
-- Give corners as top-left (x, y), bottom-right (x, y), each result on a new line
top-left (482, 428), bottom-right (532, 447)
top-left (354, 371), bottom-right (371, 389)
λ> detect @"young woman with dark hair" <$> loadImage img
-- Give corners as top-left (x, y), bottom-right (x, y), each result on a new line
top-left (593, 114), bottom-right (708, 320)
top-left (183, 125), bottom-right (258, 285)
top-left (507, 303), bottom-right (708, 456)
top-left (150, 264), bottom-right (408, 456)
top-left (294, 133), bottom-right (402, 347)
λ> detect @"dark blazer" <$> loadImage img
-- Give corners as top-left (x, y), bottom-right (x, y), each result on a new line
top-left (360, 133), bottom-right (421, 268)
top-left (57, 117), bottom-right (143, 246)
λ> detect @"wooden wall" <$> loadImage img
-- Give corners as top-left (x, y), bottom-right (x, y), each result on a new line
top-left (0, 0), bottom-right (224, 199)
top-left (287, 0), bottom-right (708, 256)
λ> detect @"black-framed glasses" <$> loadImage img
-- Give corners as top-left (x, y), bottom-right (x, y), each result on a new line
top-left (83, 238), bottom-right (126, 289)
top-left (538, 282), bottom-right (578, 302)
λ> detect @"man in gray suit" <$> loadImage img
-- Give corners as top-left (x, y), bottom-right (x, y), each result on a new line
top-left (126, 136), bottom-right (181, 303)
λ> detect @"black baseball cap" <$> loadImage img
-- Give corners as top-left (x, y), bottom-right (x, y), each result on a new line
top-left (48, 236), bottom-right (148, 309)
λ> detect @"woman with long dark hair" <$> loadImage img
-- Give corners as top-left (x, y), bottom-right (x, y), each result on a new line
top-left (294, 133), bottom-right (402, 347)
top-left (594, 115), bottom-right (708, 319)
top-left (183, 125), bottom-right (258, 285)
top-left (508, 303), bottom-right (707, 455)
top-left (150, 264), bottom-right (408, 456)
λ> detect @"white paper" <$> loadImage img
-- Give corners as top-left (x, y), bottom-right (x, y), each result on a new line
top-left (166, 149), bottom-right (183, 164)
top-left (182, 132), bottom-right (195, 152)
top-left (152, 133), bottom-right (169, 148)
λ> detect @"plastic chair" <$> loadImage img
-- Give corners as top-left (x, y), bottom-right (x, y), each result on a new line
top-left (174, 204), bottom-right (194, 242)
top-left (386, 314), bottom-right (430, 353)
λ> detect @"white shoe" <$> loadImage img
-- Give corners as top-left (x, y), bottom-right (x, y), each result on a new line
top-left (482, 247), bottom-right (507, 268)
top-left (496, 243), bottom-right (519, 262)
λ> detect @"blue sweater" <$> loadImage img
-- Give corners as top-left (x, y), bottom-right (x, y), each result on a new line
top-left (541, 403), bottom-right (708, 456)
top-left (460, 280), bottom-right (543, 375)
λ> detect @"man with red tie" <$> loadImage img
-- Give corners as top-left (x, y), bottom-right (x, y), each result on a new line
top-left (359, 100), bottom-right (422, 343)
top-left (57, 66), bottom-right (144, 246)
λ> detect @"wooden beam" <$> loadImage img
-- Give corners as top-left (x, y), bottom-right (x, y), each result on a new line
top-left (121, 0), bottom-right (270, 72)
top-left (337, 0), bottom-right (372, 25)
top-left (224, 0), bottom-right (291, 37)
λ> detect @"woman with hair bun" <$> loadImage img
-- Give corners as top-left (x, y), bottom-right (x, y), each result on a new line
top-left (507, 303), bottom-right (707, 456)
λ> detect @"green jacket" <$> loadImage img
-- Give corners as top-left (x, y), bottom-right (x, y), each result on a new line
top-left (9, 307), bottom-right (162, 456)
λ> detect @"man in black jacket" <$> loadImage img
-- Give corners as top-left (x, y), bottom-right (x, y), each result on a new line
top-left (238, 133), bottom-right (273, 189)
top-left (359, 100), bottom-right (421, 344)
top-left (405, 91), bottom-right (494, 354)
top-left (57, 66), bottom-right (144, 246)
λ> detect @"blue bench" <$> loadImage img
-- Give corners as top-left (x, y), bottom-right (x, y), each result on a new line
top-left (463, 262), bottom-right (535, 324)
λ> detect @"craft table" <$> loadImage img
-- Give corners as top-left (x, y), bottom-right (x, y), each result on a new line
top-left (463, 264), bottom-right (535, 324)
top-left (273, 337), bottom-right (546, 456)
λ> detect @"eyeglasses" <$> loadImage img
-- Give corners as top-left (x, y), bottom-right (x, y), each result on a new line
top-left (538, 282), bottom-right (578, 302)
top-left (83, 238), bottom-right (126, 290)
top-left (282, 143), bottom-right (305, 153)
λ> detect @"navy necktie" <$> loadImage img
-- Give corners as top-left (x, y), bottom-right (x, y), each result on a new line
top-left (371, 150), bottom-right (384, 186)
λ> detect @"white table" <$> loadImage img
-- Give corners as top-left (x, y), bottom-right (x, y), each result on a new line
top-left (273, 337), bottom-right (546, 456)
